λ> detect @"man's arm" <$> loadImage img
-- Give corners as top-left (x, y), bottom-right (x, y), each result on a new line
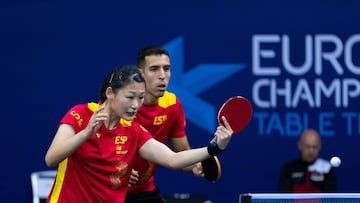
top-left (324, 167), bottom-right (337, 192)
top-left (277, 165), bottom-right (292, 193)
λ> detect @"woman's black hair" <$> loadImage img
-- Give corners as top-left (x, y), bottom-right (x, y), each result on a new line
top-left (99, 65), bottom-right (145, 103)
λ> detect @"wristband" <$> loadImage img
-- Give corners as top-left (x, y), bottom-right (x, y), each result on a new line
top-left (207, 142), bottom-right (225, 156)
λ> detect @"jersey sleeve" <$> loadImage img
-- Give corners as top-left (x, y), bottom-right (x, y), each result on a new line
top-left (60, 104), bottom-right (90, 133)
top-left (134, 123), bottom-right (153, 150)
top-left (170, 98), bottom-right (187, 138)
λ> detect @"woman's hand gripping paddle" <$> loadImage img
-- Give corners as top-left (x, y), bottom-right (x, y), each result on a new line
top-left (202, 96), bottom-right (253, 182)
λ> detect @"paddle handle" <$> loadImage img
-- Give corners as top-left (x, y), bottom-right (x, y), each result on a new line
top-left (210, 136), bottom-right (217, 144)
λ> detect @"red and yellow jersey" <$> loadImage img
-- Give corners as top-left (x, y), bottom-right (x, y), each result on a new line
top-left (47, 102), bottom-right (152, 203)
top-left (128, 91), bottom-right (187, 193)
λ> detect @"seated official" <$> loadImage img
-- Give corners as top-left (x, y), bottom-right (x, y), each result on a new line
top-left (277, 129), bottom-right (336, 193)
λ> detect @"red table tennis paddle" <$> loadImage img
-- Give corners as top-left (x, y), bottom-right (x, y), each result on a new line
top-left (217, 96), bottom-right (253, 133)
top-left (202, 96), bottom-right (253, 182)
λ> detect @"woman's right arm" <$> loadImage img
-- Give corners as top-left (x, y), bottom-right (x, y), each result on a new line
top-left (45, 105), bottom-right (107, 167)
top-left (45, 124), bottom-right (93, 167)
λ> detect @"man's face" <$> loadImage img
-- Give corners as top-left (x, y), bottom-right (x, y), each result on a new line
top-left (299, 132), bottom-right (321, 163)
top-left (141, 54), bottom-right (171, 99)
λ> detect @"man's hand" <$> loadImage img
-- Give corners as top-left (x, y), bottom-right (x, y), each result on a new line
top-left (192, 162), bottom-right (205, 178)
top-left (128, 169), bottom-right (139, 187)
